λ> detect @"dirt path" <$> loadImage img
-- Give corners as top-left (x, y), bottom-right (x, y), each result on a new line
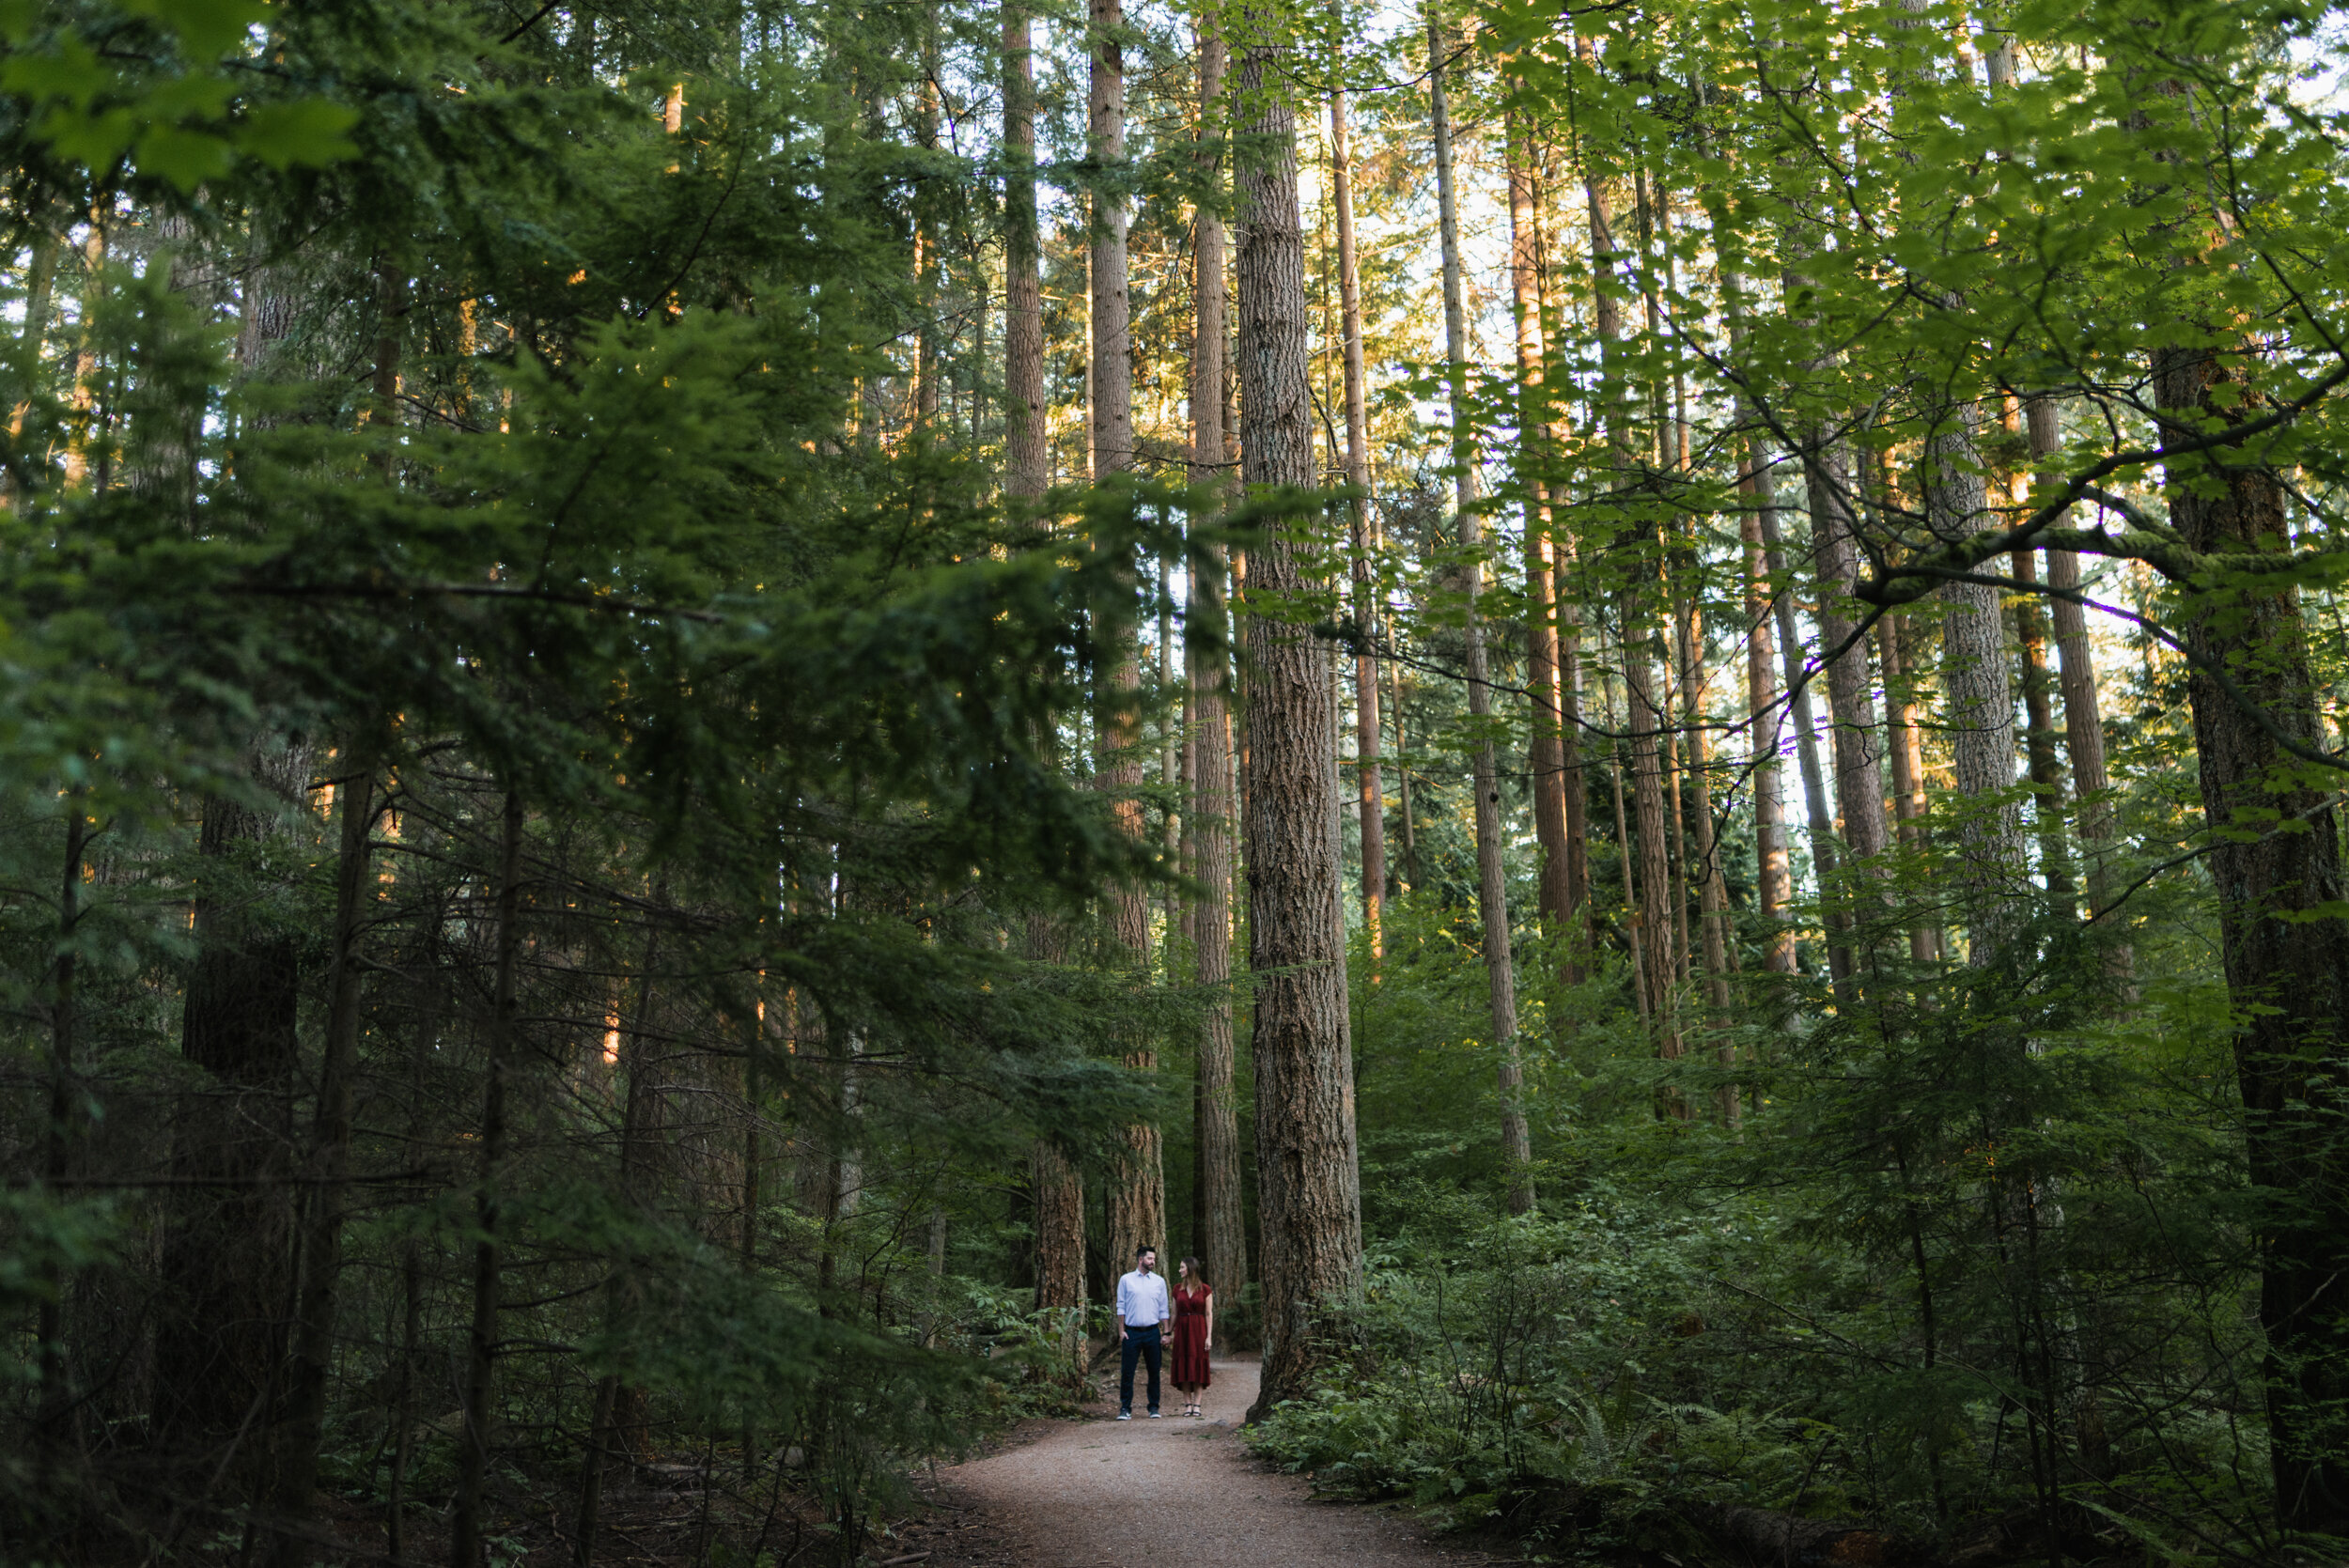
top-left (906, 1358), bottom-right (1508, 1568)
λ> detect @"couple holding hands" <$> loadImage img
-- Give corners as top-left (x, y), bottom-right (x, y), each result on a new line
top-left (1111, 1244), bottom-right (1213, 1420)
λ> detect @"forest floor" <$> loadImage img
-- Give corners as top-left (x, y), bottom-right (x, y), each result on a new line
top-left (894, 1355), bottom-right (1523, 1568)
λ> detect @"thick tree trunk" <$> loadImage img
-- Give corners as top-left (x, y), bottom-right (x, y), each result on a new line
top-left (1740, 457), bottom-right (1797, 975)
top-left (1238, 13), bottom-right (1362, 1417)
top-left (1187, 12), bottom-right (1247, 1312)
top-left (1929, 411), bottom-right (2027, 954)
top-left (451, 791), bottom-right (526, 1568)
top-left (1003, 1), bottom-right (1047, 499)
top-left (2156, 339), bottom-right (2349, 1538)
top-left (1431, 19), bottom-right (1532, 1212)
top-left (1330, 76), bottom-right (1384, 970)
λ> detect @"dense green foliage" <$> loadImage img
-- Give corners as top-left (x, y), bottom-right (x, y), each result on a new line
top-left (7, 0), bottom-right (2349, 1564)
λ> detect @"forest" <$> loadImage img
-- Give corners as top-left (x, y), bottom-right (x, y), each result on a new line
top-left (5, 0), bottom-right (2349, 1563)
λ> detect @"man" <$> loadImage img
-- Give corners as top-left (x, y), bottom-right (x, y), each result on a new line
top-left (1113, 1244), bottom-right (1171, 1420)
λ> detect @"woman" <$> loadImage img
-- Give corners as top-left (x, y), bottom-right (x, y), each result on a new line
top-left (1169, 1257), bottom-right (1213, 1417)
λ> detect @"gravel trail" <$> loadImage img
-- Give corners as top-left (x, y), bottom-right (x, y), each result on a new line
top-left (912, 1357), bottom-right (1504, 1568)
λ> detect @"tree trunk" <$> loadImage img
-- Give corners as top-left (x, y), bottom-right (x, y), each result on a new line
top-left (1238, 12), bottom-right (1362, 1417)
top-left (1809, 449), bottom-right (1892, 873)
top-left (152, 739), bottom-right (313, 1492)
top-left (451, 790), bottom-right (526, 1568)
top-left (1003, 0), bottom-right (1047, 500)
top-left (1740, 456), bottom-right (1797, 975)
top-left (1508, 110), bottom-right (1573, 937)
top-left (1187, 10), bottom-right (1247, 1313)
top-left (1930, 411), bottom-right (2027, 955)
top-left (1330, 71), bottom-right (1384, 970)
top-left (1676, 601), bottom-right (1737, 1126)
top-left (1623, 625), bottom-right (1684, 1083)
top-left (2156, 335), bottom-right (2349, 1538)
top-left (2009, 547), bottom-right (2073, 902)
top-left (1878, 611), bottom-right (1943, 962)
top-left (1431, 17), bottom-right (1532, 1213)
top-left (265, 758), bottom-right (380, 1568)
top-left (2030, 396), bottom-right (2126, 959)
top-left (1759, 503), bottom-right (1853, 987)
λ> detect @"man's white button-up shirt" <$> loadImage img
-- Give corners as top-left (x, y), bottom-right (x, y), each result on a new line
top-left (1115, 1267), bottom-right (1170, 1329)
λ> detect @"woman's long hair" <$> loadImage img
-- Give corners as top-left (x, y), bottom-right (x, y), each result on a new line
top-left (1180, 1256), bottom-right (1207, 1289)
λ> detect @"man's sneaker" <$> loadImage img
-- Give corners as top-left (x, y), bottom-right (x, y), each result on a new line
top-left (1116, 1410), bottom-right (1131, 1421)
top-left (1147, 1409), bottom-right (1162, 1419)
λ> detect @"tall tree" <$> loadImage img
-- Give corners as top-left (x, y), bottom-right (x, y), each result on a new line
top-left (1434, 14), bottom-right (1532, 1212)
top-left (1330, 44), bottom-right (1384, 970)
top-left (1507, 108), bottom-right (1574, 937)
top-left (1187, 4), bottom-right (1247, 1309)
top-left (1239, 0), bottom-right (1363, 1416)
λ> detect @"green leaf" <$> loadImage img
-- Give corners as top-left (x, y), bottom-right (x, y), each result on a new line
top-left (134, 122), bottom-right (235, 190)
top-left (236, 98), bottom-right (359, 169)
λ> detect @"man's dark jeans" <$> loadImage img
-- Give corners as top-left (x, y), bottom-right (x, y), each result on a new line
top-left (1120, 1324), bottom-right (1163, 1414)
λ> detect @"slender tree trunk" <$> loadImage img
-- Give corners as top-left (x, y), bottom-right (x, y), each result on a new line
top-left (1330, 70), bottom-right (1384, 970)
top-left (2009, 548), bottom-right (2073, 901)
top-left (1759, 505), bottom-right (1853, 987)
top-left (1187, 11), bottom-right (1248, 1312)
top-left (1623, 624), bottom-right (1684, 1083)
top-left (1238, 10), bottom-right (1363, 1417)
top-left (1878, 612), bottom-right (1943, 962)
top-left (1810, 450), bottom-right (1891, 875)
top-left (266, 759), bottom-right (380, 1568)
top-left (451, 791), bottom-right (526, 1568)
top-left (1676, 601), bottom-right (1737, 1126)
top-left (1508, 110), bottom-right (1573, 935)
top-left (1003, 1), bottom-right (1047, 499)
top-left (1431, 16), bottom-right (1532, 1212)
top-left (1740, 457), bottom-right (1797, 974)
top-left (2030, 397), bottom-right (2126, 963)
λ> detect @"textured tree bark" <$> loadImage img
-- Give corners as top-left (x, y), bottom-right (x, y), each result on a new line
top-left (1239, 12), bottom-right (1363, 1417)
top-left (1187, 12), bottom-right (1247, 1312)
top-left (1432, 20), bottom-right (1532, 1212)
top-left (1330, 75), bottom-right (1384, 970)
top-left (2156, 336), bottom-right (2349, 1537)
top-left (451, 790), bottom-right (527, 1568)
top-left (1003, 1), bottom-right (1047, 499)
top-left (1508, 110), bottom-right (1574, 936)
top-left (1739, 457), bottom-right (1797, 975)
top-left (1623, 625), bottom-right (1683, 1079)
top-left (1929, 411), bottom-right (2027, 955)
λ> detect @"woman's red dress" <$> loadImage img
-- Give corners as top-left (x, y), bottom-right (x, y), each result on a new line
top-left (1170, 1285), bottom-right (1212, 1388)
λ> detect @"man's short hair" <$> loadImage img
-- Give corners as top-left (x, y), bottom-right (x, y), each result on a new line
top-left (1135, 1243), bottom-right (1156, 1258)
